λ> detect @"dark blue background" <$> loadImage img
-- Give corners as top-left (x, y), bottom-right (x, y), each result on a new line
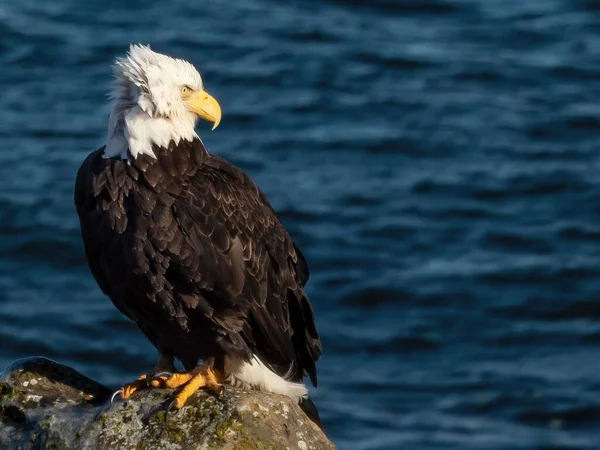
top-left (2, 1), bottom-right (600, 448)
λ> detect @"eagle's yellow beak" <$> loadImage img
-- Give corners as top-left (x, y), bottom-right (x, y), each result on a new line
top-left (185, 91), bottom-right (222, 130)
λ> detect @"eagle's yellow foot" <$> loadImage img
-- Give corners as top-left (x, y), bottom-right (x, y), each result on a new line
top-left (155, 367), bottom-right (223, 410)
top-left (110, 374), bottom-right (155, 404)
top-left (149, 371), bottom-right (194, 388)
top-left (122, 374), bottom-right (148, 398)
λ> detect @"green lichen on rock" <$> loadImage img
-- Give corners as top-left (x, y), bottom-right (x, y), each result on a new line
top-left (0, 357), bottom-right (335, 450)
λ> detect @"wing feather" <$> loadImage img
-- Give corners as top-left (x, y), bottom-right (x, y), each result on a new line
top-left (166, 151), bottom-right (321, 382)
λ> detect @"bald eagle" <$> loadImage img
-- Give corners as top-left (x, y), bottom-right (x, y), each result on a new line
top-left (74, 45), bottom-right (322, 420)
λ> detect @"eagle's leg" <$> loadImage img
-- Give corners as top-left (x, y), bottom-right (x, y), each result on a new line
top-left (114, 351), bottom-right (175, 402)
top-left (170, 363), bottom-right (223, 409)
top-left (151, 359), bottom-right (223, 409)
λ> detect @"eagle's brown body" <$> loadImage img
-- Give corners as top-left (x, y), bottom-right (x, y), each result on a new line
top-left (74, 138), bottom-right (321, 385)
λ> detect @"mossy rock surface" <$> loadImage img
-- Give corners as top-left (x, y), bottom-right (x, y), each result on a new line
top-left (0, 357), bottom-right (335, 450)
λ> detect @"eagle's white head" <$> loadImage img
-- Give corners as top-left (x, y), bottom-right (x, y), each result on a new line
top-left (104, 44), bottom-right (221, 160)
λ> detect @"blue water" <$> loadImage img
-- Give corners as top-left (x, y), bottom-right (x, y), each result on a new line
top-left (2, 0), bottom-right (600, 448)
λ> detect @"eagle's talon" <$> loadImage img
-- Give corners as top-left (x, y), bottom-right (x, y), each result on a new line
top-left (154, 372), bottom-right (194, 389)
top-left (149, 371), bottom-right (173, 388)
top-left (167, 398), bottom-right (179, 412)
top-left (110, 389), bottom-right (123, 406)
top-left (152, 371), bottom-right (174, 380)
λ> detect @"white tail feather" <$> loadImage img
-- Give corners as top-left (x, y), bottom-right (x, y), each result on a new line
top-left (227, 355), bottom-right (308, 400)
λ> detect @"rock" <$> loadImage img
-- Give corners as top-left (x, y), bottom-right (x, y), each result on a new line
top-left (0, 357), bottom-right (335, 450)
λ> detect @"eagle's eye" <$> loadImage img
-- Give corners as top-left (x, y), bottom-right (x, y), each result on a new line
top-left (180, 86), bottom-right (191, 96)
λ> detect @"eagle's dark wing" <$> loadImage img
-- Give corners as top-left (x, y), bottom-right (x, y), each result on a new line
top-left (74, 146), bottom-right (135, 320)
top-left (139, 146), bottom-right (321, 385)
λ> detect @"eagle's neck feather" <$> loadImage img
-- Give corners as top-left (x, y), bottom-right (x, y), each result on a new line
top-left (104, 86), bottom-right (198, 161)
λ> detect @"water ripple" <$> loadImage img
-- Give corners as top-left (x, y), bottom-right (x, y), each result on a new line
top-left (2, 1), bottom-right (600, 449)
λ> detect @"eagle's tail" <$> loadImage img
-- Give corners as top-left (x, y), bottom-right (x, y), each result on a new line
top-left (299, 396), bottom-right (322, 429)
